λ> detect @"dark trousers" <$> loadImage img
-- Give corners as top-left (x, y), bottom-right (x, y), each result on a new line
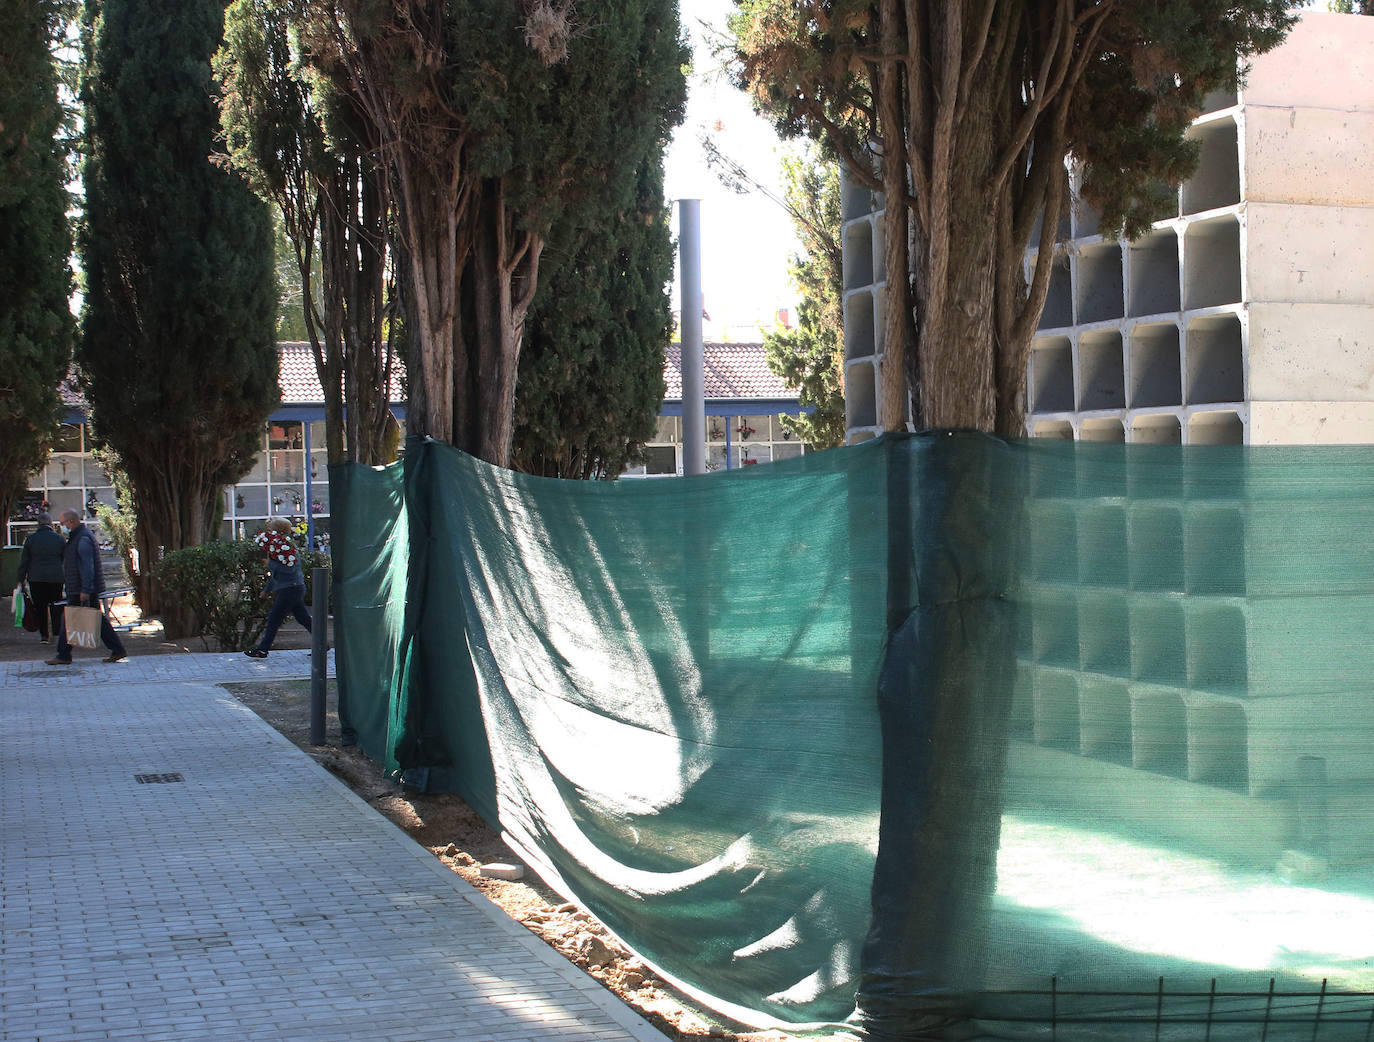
top-left (27, 581), bottom-right (63, 641)
top-left (56, 601), bottom-right (127, 660)
top-left (256, 584), bottom-right (311, 653)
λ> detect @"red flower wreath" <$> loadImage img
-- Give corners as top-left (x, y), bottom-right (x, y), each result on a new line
top-left (254, 529), bottom-right (299, 567)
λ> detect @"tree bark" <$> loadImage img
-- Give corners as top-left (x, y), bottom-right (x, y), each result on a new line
top-left (323, 149), bottom-right (396, 467)
top-left (353, 161), bottom-right (396, 466)
top-left (397, 151), bottom-right (461, 447)
top-left (876, 0), bottom-right (910, 432)
top-left (310, 183), bottom-right (348, 466)
top-left (130, 461), bottom-right (219, 637)
top-left (457, 179), bottom-right (543, 468)
top-left (906, 63), bottom-right (1004, 432)
top-left (855, 4), bottom-right (1082, 437)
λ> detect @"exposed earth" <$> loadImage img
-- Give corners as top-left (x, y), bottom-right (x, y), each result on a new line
top-left (0, 603), bottom-right (806, 1042)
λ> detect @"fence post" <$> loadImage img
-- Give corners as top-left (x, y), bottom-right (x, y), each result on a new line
top-left (310, 565), bottom-right (328, 746)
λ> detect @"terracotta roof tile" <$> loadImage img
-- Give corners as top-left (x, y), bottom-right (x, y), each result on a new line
top-left (59, 341), bottom-right (788, 412)
top-left (59, 343), bottom-right (403, 411)
top-left (663, 342), bottom-right (796, 401)
top-left (276, 340), bottom-right (405, 403)
top-left (58, 371), bottom-right (83, 409)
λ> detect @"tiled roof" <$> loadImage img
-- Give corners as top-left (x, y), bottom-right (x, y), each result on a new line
top-left (663, 342), bottom-right (797, 402)
top-left (59, 341), bottom-right (789, 411)
top-left (58, 372), bottom-right (83, 409)
top-left (57, 343), bottom-right (405, 412)
top-left (277, 340), bottom-right (405, 403)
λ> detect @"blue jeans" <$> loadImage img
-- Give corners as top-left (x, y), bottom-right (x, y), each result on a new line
top-left (256, 584), bottom-right (311, 652)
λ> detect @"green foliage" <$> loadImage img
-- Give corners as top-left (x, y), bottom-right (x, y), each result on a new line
top-left (763, 146), bottom-right (845, 450)
top-left (1068, 5), bottom-right (1285, 239)
top-left (155, 537), bottom-right (328, 651)
top-left (156, 539), bottom-right (269, 651)
top-left (432, 0), bottom-right (689, 233)
top-left (730, 0), bottom-right (1293, 433)
top-left (294, 0), bottom-right (688, 461)
top-left (732, 0), bottom-right (1293, 239)
top-left (216, 0), bottom-right (401, 466)
top-left (0, 0), bottom-right (74, 523)
top-left (513, 158), bottom-right (674, 479)
top-left (270, 207), bottom-right (311, 342)
top-left (79, 0), bottom-right (280, 615)
top-left (216, 0), bottom-right (320, 340)
top-left (90, 445), bottom-right (136, 582)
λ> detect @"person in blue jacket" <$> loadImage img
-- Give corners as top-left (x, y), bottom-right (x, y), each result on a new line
top-left (245, 517), bottom-right (311, 658)
top-left (16, 512), bottom-right (65, 644)
top-left (45, 509), bottom-right (128, 665)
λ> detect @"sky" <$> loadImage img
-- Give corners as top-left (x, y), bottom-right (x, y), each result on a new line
top-left (663, 0), bottom-right (802, 338)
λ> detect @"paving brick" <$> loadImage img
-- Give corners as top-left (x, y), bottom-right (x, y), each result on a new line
top-left (0, 657), bottom-right (667, 1042)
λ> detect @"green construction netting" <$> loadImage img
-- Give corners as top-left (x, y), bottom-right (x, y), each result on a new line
top-left (330, 433), bottom-right (1374, 1041)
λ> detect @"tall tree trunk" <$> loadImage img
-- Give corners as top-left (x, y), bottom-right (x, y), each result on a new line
top-left (861, 34), bottom-right (1049, 1033)
top-left (876, 0), bottom-right (911, 432)
top-left (131, 466), bottom-right (217, 637)
top-left (397, 152), bottom-right (461, 446)
top-left (913, 200), bottom-right (1001, 431)
top-left (312, 183), bottom-right (348, 465)
top-left (331, 151), bottom-right (396, 467)
top-left (909, 76), bottom-right (1004, 432)
top-left (458, 179), bottom-right (543, 467)
top-left (352, 160), bottom-right (395, 466)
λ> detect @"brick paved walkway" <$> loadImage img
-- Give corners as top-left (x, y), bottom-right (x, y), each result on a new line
top-left (0, 653), bottom-right (666, 1042)
top-left (0, 647), bottom-right (325, 690)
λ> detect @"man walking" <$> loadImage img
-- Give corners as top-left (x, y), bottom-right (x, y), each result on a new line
top-left (45, 509), bottom-right (128, 665)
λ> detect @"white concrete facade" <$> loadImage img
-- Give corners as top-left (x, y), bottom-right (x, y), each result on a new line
top-left (838, 12), bottom-right (1374, 856)
top-left (839, 9), bottom-right (1374, 447)
top-left (1024, 10), bottom-right (1374, 446)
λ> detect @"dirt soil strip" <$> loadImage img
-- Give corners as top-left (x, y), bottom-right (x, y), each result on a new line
top-left (223, 678), bottom-right (823, 1042)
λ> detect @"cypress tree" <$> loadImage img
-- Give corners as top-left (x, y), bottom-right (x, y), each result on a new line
top-left (763, 147), bottom-right (845, 450)
top-left (216, 0), bottom-right (401, 467)
top-left (297, 0), bottom-right (687, 465)
top-left (703, 137), bottom-right (846, 450)
top-left (732, 7), bottom-right (1296, 1031)
top-left (512, 154), bottom-right (675, 480)
top-left (80, 0), bottom-right (278, 625)
top-left (732, 0), bottom-right (1293, 435)
top-left (0, 0), bottom-right (75, 526)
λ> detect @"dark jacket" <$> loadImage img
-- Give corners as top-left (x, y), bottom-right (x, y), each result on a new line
top-left (17, 525), bottom-right (66, 585)
top-left (62, 522), bottom-right (105, 600)
top-left (255, 530), bottom-right (305, 591)
top-left (266, 555), bottom-right (305, 592)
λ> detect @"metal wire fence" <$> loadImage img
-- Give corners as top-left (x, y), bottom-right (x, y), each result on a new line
top-left (977, 978), bottom-right (1374, 1041)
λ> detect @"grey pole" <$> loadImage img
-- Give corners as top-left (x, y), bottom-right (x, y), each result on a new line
top-left (309, 565), bottom-right (328, 746)
top-left (678, 199), bottom-right (706, 476)
top-left (303, 420), bottom-right (315, 548)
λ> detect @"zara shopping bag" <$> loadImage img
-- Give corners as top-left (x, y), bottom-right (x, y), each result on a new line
top-left (64, 604), bottom-right (102, 650)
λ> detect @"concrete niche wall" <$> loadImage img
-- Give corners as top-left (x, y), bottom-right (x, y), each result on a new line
top-left (839, 12), bottom-right (1374, 866)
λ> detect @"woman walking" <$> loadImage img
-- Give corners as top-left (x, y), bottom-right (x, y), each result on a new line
top-left (244, 517), bottom-right (311, 658)
top-left (17, 513), bottom-right (66, 644)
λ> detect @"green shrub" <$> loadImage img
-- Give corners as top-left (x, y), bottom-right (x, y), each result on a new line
top-left (154, 538), bottom-right (330, 651)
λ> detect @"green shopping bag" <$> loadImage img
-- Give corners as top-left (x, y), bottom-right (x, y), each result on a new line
top-left (11, 586), bottom-right (23, 628)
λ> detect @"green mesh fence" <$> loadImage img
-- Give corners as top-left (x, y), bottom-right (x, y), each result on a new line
top-left (330, 434), bottom-right (1374, 1040)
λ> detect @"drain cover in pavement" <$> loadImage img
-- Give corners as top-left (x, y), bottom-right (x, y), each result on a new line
top-left (134, 772), bottom-right (184, 784)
